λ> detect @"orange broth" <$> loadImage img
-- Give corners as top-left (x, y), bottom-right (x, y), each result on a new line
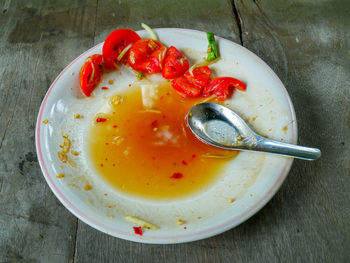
top-left (88, 82), bottom-right (238, 199)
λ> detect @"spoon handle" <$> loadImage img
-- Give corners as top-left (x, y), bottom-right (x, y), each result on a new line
top-left (256, 136), bottom-right (321, 160)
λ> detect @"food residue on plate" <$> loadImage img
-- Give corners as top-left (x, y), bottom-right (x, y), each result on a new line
top-left (176, 219), bottom-right (184, 226)
top-left (133, 226), bottom-right (143, 236)
top-left (83, 184), bottom-right (92, 191)
top-left (88, 82), bottom-right (239, 199)
top-left (51, 25), bottom-right (252, 232)
top-left (56, 173), bottom-right (64, 178)
top-left (125, 215), bottom-right (159, 230)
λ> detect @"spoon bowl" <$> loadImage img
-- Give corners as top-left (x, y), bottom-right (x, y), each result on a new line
top-left (187, 103), bottom-right (321, 160)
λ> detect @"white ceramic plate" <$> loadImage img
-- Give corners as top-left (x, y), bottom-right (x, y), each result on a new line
top-left (35, 28), bottom-right (297, 244)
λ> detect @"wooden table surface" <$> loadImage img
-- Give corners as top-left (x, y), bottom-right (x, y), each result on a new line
top-left (0, 0), bottom-right (349, 262)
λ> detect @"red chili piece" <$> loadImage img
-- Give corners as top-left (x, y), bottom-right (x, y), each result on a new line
top-left (170, 172), bottom-right (183, 179)
top-left (96, 117), bottom-right (107, 122)
top-left (151, 120), bottom-right (158, 127)
top-left (79, 54), bottom-right (103, 97)
top-left (182, 160), bottom-right (188, 165)
top-left (102, 29), bottom-right (141, 69)
top-left (184, 66), bottom-right (211, 87)
top-left (203, 77), bottom-right (246, 100)
top-left (133, 226), bottom-right (143, 236)
top-left (128, 39), bottom-right (166, 73)
top-left (162, 46), bottom-right (189, 79)
top-left (171, 66), bottom-right (211, 97)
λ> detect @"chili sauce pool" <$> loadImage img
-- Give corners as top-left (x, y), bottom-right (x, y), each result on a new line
top-left (87, 81), bottom-right (238, 199)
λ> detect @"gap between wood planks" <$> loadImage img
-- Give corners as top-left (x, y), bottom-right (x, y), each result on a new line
top-left (72, 0), bottom-right (99, 261)
top-left (231, 0), bottom-right (244, 45)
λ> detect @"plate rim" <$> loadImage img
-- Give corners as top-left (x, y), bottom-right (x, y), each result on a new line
top-left (35, 28), bottom-right (297, 244)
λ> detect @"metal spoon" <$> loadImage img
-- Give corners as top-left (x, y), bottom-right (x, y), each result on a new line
top-left (187, 103), bottom-right (321, 160)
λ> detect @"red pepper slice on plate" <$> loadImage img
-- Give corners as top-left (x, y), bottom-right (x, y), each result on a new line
top-left (171, 66), bottom-right (212, 97)
top-left (102, 29), bottom-right (141, 69)
top-left (79, 54), bottom-right (103, 97)
top-left (184, 66), bottom-right (211, 87)
top-left (128, 39), bottom-right (167, 73)
top-left (162, 46), bottom-right (189, 79)
top-left (171, 76), bottom-right (202, 97)
top-left (203, 77), bottom-right (246, 100)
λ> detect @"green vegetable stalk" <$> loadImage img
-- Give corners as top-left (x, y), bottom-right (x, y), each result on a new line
top-left (206, 32), bottom-right (219, 61)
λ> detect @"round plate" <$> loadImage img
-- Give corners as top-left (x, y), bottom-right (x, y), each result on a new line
top-left (35, 28), bottom-right (297, 244)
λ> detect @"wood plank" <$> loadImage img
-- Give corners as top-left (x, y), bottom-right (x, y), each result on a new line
top-left (0, 0), bottom-right (97, 262)
top-left (92, 0), bottom-right (241, 44)
top-left (232, 0), bottom-right (350, 262)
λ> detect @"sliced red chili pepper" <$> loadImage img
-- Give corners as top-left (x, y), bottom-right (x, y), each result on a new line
top-left (214, 84), bottom-right (232, 101)
top-left (171, 76), bottom-right (202, 97)
top-left (128, 39), bottom-right (166, 73)
top-left (133, 226), bottom-right (143, 236)
top-left (203, 77), bottom-right (246, 100)
top-left (171, 66), bottom-right (212, 98)
top-left (79, 54), bottom-right (103, 97)
top-left (184, 66), bottom-right (211, 87)
top-left (162, 46), bottom-right (189, 79)
top-left (102, 29), bottom-right (141, 69)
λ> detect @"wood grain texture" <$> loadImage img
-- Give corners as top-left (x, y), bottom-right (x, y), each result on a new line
top-left (0, 0), bottom-right (349, 262)
top-left (92, 0), bottom-right (241, 44)
top-left (0, 0), bottom-right (97, 262)
top-left (233, 0), bottom-right (350, 262)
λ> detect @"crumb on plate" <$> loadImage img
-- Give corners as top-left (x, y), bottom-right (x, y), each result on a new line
top-left (71, 150), bottom-right (79, 156)
top-left (56, 173), bottom-right (64, 178)
top-left (124, 215), bottom-right (159, 230)
top-left (177, 219), bottom-right (184, 225)
top-left (62, 138), bottom-right (71, 153)
top-left (57, 151), bottom-right (68, 163)
top-left (133, 226), bottom-right (143, 236)
top-left (83, 185), bottom-right (92, 191)
top-left (68, 159), bottom-right (76, 168)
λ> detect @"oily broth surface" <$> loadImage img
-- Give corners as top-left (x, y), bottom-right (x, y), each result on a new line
top-left (88, 81), bottom-right (238, 200)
